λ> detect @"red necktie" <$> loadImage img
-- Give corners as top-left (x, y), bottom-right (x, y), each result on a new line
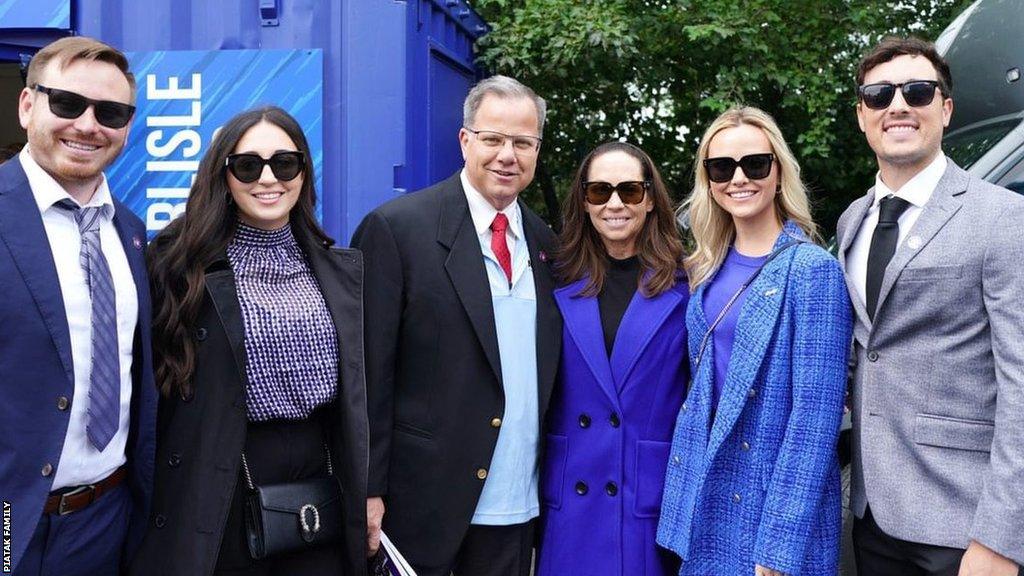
top-left (490, 213), bottom-right (512, 285)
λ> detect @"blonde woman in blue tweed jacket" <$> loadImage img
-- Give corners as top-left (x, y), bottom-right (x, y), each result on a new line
top-left (657, 107), bottom-right (853, 576)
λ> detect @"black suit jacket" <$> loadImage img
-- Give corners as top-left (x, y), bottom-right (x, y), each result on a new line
top-left (351, 172), bottom-right (561, 571)
top-left (129, 226), bottom-right (369, 576)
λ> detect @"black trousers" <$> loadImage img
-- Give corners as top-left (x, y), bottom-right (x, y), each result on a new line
top-left (214, 412), bottom-right (344, 576)
top-left (853, 506), bottom-right (966, 576)
top-left (414, 521), bottom-right (535, 576)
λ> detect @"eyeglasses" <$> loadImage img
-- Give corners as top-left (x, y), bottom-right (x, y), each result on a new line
top-left (858, 81), bottom-right (943, 110)
top-left (465, 128), bottom-right (542, 153)
top-left (225, 151), bottom-right (305, 183)
top-left (583, 180), bottom-right (649, 205)
top-left (703, 153), bottom-right (775, 183)
top-left (33, 84), bottom-right (135, 129)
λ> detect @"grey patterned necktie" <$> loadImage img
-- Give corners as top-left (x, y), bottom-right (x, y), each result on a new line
top-left (57, 199), bottom-right (120, 451)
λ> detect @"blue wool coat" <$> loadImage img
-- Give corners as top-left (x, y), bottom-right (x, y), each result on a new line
top-left (538, 274), bottom-right (689, 576)
top-left (657, 224), bottom-right (853, 576)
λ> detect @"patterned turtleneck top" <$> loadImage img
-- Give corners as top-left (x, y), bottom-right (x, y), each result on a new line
top-left (227, 222), bottom-right (339, 422)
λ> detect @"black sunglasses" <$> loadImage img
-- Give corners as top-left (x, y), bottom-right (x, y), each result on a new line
top-left (858, 80), bottom-right (943, 110)
top-left (583, 180), bottom-right (649, 205)
top-left (703, 153), bottom-right (775, 183)
top-left (33, 85), bottom-right (135, 129)
top-left (225, 151), bottom-right (305, 183)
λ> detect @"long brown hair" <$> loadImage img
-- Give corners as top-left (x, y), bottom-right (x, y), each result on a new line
top-left (148, 106), bottom-right (330, 398)
top-left (555, 141), bottom-right (684, 297)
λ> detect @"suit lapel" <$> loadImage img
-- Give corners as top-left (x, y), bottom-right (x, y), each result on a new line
top-left (686, 283), bottom-right (715, 442)
top-left (706, 230), bottom-right (799, 459)
top-left (521, 205), bottom-right (560, 412)
top-left (111, 203), bottom-right (149, 320)
top-left (436, 176), bottom-right (502, 385)
top-left (204, 266), bottom-right (249, 388)
top-left (874, 164), bottom-right (967, 319)
top-left (0, 161), bottom-right (74, 387)
top-left (610, 283), bottom-right (682, 391)
top-left (555, 280), bottom-right (619, 408)
top-left (840, 191), bottom-right (874, 328)
top-left (299, 231), bottom-right (362, 365)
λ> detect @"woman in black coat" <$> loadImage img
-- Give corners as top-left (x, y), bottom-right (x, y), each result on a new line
top-left (129, 106), bottom-right (368, 576)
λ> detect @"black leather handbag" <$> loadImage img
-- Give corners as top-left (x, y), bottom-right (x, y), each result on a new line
top-left (242, 444), bottom-right (344, 560)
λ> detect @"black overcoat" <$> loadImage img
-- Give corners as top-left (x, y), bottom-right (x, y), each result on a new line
top-left (128, 226), bottom-right (369, 576)
top-left (350, 173), bottom-right (562, 572)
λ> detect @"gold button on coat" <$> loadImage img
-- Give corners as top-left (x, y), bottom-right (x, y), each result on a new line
top-left (490, 418), bottom-right (502, 428)
top-left (476, 468), bottom-right (488, 480)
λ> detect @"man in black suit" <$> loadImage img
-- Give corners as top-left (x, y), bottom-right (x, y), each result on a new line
top-left (352, 75), bottom-right (561, 576)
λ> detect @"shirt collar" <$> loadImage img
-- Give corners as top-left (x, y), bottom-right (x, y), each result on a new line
top-left (872, 153), bottom-right (947, 209)
top-left (20, 146), bottom-right (115, 217)
top-left (460, 168), bottom-right (523, 240)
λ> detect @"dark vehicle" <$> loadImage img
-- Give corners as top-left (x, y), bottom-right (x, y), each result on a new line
top-left (939, 0), bottom-right (1024, 193)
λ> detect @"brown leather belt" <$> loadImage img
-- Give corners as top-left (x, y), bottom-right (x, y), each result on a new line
top-left (43, 466), bottom-right (127, 516)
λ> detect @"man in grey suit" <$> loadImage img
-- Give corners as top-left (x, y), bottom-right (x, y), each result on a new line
top-left (837, 36), bottom-right (1024, 576)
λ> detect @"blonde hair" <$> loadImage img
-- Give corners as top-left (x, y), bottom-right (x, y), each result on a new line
top-left (681, 106), bottom-right (819, 290)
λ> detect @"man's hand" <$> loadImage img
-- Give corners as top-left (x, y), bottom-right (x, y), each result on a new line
top-left (367, 497), bottom-right (385, 557)
top-left (755, 564), bottom-right (785, 576)
top-left (959, 540), bottom-right (1019, 576)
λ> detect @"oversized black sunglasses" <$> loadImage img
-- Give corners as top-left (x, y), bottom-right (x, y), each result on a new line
top-left (583, 180), bottom-right (649, 205)
top-left (33, 85), bottom-right (135, 129)
top-left (225, 151), bottom-right (305, 183)
top-left (703, 153), bottom-right (775, 183)
top-left (858, 80), bottom-right (943, 110)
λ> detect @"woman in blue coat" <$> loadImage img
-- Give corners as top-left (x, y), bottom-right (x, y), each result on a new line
top-left (538, 142), bottom-right (687, 576)
top-left (657, 107), bottom-right (853, 576)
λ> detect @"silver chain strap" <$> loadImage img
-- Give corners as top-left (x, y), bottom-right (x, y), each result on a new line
top-left (241, 442), bottom-right (333, 491)
top-left (692, 239), bottom-right (805, 372)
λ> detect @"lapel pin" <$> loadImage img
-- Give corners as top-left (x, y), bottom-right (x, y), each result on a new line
top-left (133, 235), bottom-right (144, 250)
top-left (906, 235), bottom-right (922, 250)
top-left (539, 250), bottom-right (548, 263)
top-left (764, 288), bottom-right (779, 297)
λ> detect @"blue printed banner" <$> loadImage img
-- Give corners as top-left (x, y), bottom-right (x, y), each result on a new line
top-left (0, 0), bottom-right (70, 29)
top-left (106, 49), bottom-right (324, 236)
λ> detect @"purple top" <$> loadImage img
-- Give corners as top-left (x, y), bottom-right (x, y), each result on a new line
top-left (227, 222), bottom-right (339, 422)
top-left (702, 247), bottom-right (768, 412)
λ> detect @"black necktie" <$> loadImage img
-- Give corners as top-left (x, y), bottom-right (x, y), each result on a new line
top-left (865, 194), bottom-right (911, 320)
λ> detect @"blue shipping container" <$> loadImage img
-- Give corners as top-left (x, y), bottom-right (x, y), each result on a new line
top-left (0, 0), bottom-right (489, 243)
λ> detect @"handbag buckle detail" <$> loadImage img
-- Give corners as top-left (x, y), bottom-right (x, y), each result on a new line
top-left (299, 503), bottom-right (321, 542)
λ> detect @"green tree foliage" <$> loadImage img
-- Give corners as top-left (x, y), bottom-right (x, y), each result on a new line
top-left (473, 0), bottom-right (972, 235)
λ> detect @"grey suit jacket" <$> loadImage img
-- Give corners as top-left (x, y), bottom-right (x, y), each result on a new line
top-left (836, 158), bottom-right (1024, 564)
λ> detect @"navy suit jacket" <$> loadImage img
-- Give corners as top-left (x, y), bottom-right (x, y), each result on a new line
top-left (0, 157), bottom-right (156, 571)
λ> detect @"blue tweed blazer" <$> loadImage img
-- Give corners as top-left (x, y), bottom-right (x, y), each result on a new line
top-left (657, 223), bottom-right (853, 575)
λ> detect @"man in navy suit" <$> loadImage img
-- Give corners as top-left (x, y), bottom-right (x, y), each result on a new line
top-left (0, 36), bottom-right (155, 575)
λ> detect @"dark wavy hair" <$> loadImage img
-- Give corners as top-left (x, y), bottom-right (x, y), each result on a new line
top-left (148, 106), bottom-right (330, 398)
top-left (857, 36), bottom-right (953, 97)
top-left (555, 141), bottom-right (684, 297)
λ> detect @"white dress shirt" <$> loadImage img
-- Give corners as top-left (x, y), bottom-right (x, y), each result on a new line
top-left (20, 148), bottom-right (138, 489)
top-left (460, 169), bottom-right (524, 274)
top-left (846, 154), bottom-right (947, 307)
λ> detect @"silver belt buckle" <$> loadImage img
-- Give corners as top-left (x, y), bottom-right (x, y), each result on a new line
top-left (58, 484), bottom-right (96, 515)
